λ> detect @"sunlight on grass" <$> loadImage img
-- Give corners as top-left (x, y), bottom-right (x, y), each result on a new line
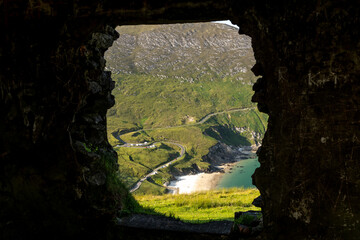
top-left (134, 188), bottom-right (260, 223)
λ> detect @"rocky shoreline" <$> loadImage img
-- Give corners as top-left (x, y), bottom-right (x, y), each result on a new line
top-left (204, 142), bottom-right (258, 172)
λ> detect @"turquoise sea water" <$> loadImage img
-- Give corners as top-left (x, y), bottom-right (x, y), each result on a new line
top-left (217, 157), bottom-right (260, 189)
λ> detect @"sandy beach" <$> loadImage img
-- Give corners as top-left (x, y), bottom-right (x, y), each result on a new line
top-left (168, 145), bottom-right (258, 194)
top-left (168, 162), bottom-right (237, 194)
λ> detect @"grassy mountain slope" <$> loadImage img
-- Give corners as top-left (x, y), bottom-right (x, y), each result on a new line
top-left (107, 73), bottom-right (255, 130)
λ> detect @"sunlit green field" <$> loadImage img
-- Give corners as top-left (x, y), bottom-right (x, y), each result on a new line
top-left (134, 188), bottom-right (260, 223)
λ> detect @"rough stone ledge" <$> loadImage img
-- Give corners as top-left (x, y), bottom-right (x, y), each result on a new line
top-left (117, 214), bottom-right (233, 235)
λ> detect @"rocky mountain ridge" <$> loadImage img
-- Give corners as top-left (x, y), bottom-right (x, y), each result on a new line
top-left (105, 22), bottom-right (256, 84)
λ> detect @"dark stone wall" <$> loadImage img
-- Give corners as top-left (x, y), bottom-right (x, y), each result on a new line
top-left (231, 1), bottom-right (360, 239)
top-left (232, 2), bottom-right (360, 239)
top-left (0, 2), bottom-right (123, 238)
top-left (0, 0), bottom-right (359, 239)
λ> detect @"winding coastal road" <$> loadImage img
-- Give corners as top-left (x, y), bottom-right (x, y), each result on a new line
top-left (114, 107), bottom-right (254, 193)
top-left (127, 142), bottom-right (185, 193)
top-left (122, 107), bottom-right (255, 134)
top-left (197, 107), bottom-right (255, 124)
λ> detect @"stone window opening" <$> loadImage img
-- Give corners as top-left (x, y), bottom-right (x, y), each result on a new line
top-left (101, 22), bottom-right (267, 237)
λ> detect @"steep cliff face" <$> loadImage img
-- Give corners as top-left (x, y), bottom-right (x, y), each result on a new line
top-left (1, 1), bottom-right (360, 239)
